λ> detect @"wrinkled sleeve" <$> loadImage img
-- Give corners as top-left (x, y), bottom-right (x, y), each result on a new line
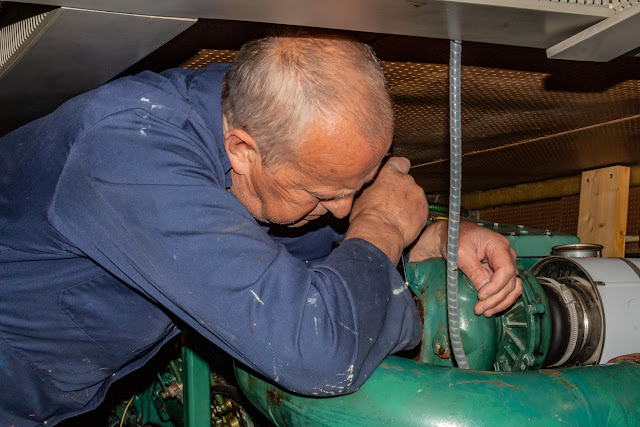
top-left (48, 112), bottom-right (421, 396)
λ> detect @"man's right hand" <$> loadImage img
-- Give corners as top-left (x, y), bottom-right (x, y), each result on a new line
top-left (345, 157), bottom-right (428, 264)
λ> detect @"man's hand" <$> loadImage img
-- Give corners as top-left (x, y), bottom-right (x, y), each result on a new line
top-left (345, 157), bottom-right (429, 265)
top-left (409, 220), bottom-right (522, 317)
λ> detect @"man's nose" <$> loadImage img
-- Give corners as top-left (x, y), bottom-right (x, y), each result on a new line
top-left (320, 196), bottom-right (354, 219)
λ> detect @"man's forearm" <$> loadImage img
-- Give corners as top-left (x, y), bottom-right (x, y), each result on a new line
top-left (344, 213), bottom-right (405, 265)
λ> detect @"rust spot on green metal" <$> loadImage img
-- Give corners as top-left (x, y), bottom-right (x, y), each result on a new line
top-left (433, 340), bottom-right (451, 360)
top-left (453, 380), bottom-right (520, 390)
top-left (267, 388), bottom-right (283, 406)
top-left (379, 363), bottom-right (405, 372)
top-left (543, 369), bottom-right (574, 389)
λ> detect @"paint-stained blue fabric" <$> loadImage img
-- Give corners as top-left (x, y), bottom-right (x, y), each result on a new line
top-left (0, 64), bottom-right (421, 426)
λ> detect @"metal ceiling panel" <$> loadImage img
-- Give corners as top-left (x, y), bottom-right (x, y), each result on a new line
top-left (547, 3), bottom-right (640, 61)
top-left (0, 7), bottom-right (195, 135)
top-left (22, 0), bottom-right (611, 49)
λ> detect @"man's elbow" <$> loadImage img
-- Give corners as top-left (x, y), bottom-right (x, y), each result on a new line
top-left (275, 348), bottom-right (363, 397)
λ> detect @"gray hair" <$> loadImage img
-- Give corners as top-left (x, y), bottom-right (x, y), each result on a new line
top-left (221, 35), bottom-right (393, 169)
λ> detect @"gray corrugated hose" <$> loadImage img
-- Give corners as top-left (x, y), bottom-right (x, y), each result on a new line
top-left (447, 39), bottom-right (469, 369)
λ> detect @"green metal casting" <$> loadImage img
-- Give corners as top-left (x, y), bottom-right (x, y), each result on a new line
top-left (406, 258), bottom-right (497, 370)
top-left (406, 258), bottom-right (550, 371)
top-left (474, 221), bottom-right (579, 259)
top-left (109, 340), bottom-right (256, 427)
top-left (425, 220), bottom-right (579, 266)
top-left (493, 263), bottom-right (551, 371)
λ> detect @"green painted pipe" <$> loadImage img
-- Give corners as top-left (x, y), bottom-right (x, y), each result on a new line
top-left (182, 345), bottom-right (212, 427)
top-left (235, 356), bottom-right (640, 426)
top-left (235, 259), bottom-right (640, 425)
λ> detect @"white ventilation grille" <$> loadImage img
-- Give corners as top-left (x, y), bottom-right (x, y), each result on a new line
top-left (610, 0), bottom-right (638, 11)
top-left (539, 0), bottom-right (638, 11)
top-left (0, 4), bottom-right (54, 69)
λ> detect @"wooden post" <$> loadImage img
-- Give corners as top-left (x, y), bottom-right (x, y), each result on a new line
top-left (578, 165), bottom-right (630, 257)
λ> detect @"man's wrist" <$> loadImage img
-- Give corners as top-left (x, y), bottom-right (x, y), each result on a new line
top-left (407, 220), bottom-right (447, 262)
top-left (344, 214), bottom-right (405, 264)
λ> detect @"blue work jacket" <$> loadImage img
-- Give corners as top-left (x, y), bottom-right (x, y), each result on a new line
top-left (0, 64), bottom-right (421, 426)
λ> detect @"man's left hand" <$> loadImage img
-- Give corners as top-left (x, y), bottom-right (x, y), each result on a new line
top-left (408, 220), bottom-right (523, 317)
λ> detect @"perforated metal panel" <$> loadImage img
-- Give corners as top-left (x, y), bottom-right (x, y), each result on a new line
top-left (478, 187), bottom-right (640, 255)
top-left (179, 49), bottom-right (237, 68)
top-left (479, 196), bottom-right (580, 236)
top-left (626, 186), bottom-right (640, 253)
top-left (180, 47), bottom-right (640, 195)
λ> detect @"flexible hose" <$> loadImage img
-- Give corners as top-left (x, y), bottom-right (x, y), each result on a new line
top-left (447, 39), bottom-right (469, 369)
top-left (428, 203), bottom-right (449, 214)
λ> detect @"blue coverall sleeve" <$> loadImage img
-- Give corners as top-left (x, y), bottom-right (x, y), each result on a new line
top-left (48, 110), bottom-right (421, 396)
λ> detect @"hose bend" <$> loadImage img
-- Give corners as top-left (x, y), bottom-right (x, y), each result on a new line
top-left (447, 39), bottom-right (469, 369)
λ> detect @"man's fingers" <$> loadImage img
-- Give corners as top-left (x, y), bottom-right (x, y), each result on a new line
top-left (476, 258), bottom-right (516, 300)
top-left (461, 258), bottom-right (492, 292)
top-left (474, 276), bottom-right (521, 316)
top-left (483, 278), bottom-right (523, 317)
top-left (474, 274), bottom-right (517, 314)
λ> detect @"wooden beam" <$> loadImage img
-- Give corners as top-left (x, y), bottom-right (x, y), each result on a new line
top-left (578, 166), bottom-right (630, 258)
top-left (460, 163), bottom-right (640, 210)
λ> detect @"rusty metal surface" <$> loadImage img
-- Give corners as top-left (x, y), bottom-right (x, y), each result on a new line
top-left (608, 353), bottom-right (640, 364)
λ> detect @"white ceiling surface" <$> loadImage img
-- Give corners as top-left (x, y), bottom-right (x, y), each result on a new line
top-left (12, 0), bottom-right (616, 50)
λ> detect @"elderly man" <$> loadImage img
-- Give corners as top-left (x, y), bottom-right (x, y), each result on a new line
top-left (0, 35), bottom-right (521, 425)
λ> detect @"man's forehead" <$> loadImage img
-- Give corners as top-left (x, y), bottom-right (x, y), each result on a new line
top-left (290, 116), bottom-right (388, 181)
top-left (297, 151), bottom-right (383, 197)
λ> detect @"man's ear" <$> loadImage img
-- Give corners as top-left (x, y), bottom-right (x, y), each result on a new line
top-left (224, 128), bottom-right (258, 175)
